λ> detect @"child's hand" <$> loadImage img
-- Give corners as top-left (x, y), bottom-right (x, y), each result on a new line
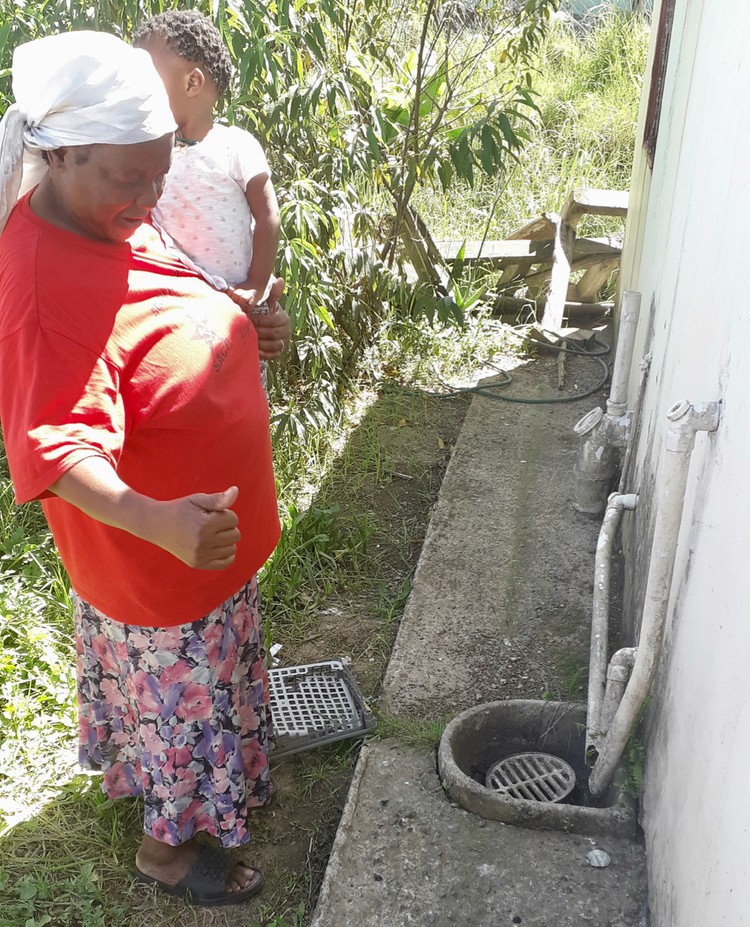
top-left (229, 278), bottom-right (290, 359)
top-left (229, 286), bottom-right (264, 313)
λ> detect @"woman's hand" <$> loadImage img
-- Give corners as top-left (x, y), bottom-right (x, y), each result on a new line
top-left (253, 305), bottom-right (291, 360)
top-left (51, 459), bottom-right (241, 570)
top-left (228, 277), bottom-right (291, 359)
top-left (151, 487), bottom-right (240, 570)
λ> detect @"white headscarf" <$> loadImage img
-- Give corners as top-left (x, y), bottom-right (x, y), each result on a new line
top-left (0, 30), bottom-right (176, 232)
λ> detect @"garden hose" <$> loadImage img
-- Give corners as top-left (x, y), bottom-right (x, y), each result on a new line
top-left (411, 326), bottom-right (611, 405)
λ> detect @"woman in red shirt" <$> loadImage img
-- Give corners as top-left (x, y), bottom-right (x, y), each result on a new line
top-left (0, 31), bottom-right (289, 906)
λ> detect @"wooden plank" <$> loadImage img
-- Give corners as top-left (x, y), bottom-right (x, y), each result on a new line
top-left (573, 238), bottom-right (621, 257)
top-left (434, 236), bottom-right (621, 264)
top-left (522, 251), bottom-right (620, 292)
top-left (565, 300), bottom-right (614, 316)
top-left (507, 214), bottom-right (557, 241)
top-left (575, 262), bottom-right (618, 302)
top-left (435, 239), bottom-right (554, 261)
top-left (563, 189), bottom-right (630, 224)
top-left (400, 207), bottom-right (450, 289)
top-left (541, 214), bottom-right (575, 332)
top-left (492, 294), bottom-right (540, 312)
top-left (498, 262), bottom-right (526, 286)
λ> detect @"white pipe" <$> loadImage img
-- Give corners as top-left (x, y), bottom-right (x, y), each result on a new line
top-left (617, 353), bottom-right (652, 494)
top-left (572, 408), bottom-right (615, 515)
top-left (586, 493), bottom-right (638, 755)
top-left (589, 399), bottom-right (721, 796)
top-left (599, 647), bottom-right (637, 737)
top-left (607, 290), bottom-right (642, 418)
top-left (572, 291), bottom-right (642, 515)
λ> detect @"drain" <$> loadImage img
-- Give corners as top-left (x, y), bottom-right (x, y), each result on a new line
top-left (485, 752), bottom-right (576, 803)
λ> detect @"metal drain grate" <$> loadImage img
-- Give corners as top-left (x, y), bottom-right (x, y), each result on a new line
top-left (485, 752), bottom-right (576, 803)
top-left (269, 660), bottom-right (376, 758)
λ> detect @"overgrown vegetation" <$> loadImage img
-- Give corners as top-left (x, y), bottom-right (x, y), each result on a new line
top-left (0, 4), bottom-right (649, 924)
top-left (414, 7), bottom-right (649, 243)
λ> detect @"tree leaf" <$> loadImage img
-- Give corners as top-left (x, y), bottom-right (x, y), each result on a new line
top-left (365, 126), bottom-right (381, 161)
top-left (498, 112), bottom-right (521, 148)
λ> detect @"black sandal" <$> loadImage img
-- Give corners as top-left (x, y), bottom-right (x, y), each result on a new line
top-left (135, 844), bottom-right (264, 907)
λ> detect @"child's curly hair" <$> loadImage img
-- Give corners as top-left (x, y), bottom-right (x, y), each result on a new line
top-left (132, 10), bottom-right (233, 97)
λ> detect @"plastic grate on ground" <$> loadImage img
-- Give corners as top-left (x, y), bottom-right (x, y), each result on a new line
top-left (485, 751), bottom-right (576, 803)
top-left (269, 660), bottom-right (376, 758)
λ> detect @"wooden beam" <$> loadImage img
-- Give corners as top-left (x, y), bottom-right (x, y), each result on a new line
top-left (574, 262), bottom-right (618, 303)
top-left (507, 214), bottom-right (557, 241)
top-left (399, 206), bottom-right (450, 289)
top-left (521, 252), bottom-right (621, 291)
top-left (434, 236), bottom-right (621, 265)
top-left (565, 300), bottom-right (614, 316)
top-left (435, 238), bottom-right (554, 261)
top-left (563, 189), bottom-right (629, 225)
top-left (541, 214), bottom-right (575, 332)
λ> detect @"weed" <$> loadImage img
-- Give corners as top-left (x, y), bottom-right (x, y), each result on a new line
top-left (412, 9), bottom-right (649, 248)
top-left (375, 577), bottom-right (412, 633)
top-left (564, 665), bottom-right (588, 700)
top-left (294, 739), bottom-right (362, 801)
top-left (620, 699), bottom-right (650, 798)
top-left (375, 715), bottom-right (449, 748)
top-left (262, 502), bottom-right (376, 639)
top-left (0, 776), bottom-right (142, 927)
top-left (621, 730), bottom-right (645, 798)
top-left (296, 754), bottom-right (333, 800)
top-left (374, 311), bottom-right (523, 391)
top-left (251, 901), bottom-right (306, 927)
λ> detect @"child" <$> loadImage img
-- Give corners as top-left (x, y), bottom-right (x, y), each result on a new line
top-left (133, 10), bottom-right (280, 323)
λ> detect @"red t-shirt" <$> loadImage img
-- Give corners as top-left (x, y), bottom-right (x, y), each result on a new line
top-left (0, 194), bottom-right (280, 627)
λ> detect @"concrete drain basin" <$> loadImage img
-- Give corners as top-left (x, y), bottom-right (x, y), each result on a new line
top-left (437, 699), bottom-right (636, 838)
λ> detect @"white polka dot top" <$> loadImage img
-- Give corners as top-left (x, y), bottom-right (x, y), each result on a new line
top-left (153, 124), bottom-right (271, 287)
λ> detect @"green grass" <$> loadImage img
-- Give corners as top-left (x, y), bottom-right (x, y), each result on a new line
top-left (0, 448), bottom-right (77, 838)
top-left (261, 500), bottom-right (376, 636)
top-left (250, 904), bottom-right (306, 927)
top-left (374, 715), bottom-right (449, 748)
top-left (412, 8), bottom-right (650, 243)
top-left (0, 775), bottom-right (141, 927)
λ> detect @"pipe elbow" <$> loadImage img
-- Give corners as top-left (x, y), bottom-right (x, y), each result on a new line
top-left (574, 406), bottom-right (605, 438)
top-left (609, 646), bottom-right (637, 669)
top-left (666, 400), bottom-right (721, 452)
top-left (607, 493), bottom-right (638, 512)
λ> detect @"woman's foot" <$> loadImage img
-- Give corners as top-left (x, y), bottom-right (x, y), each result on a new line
top-left (135, 834), bottom-right (260, 894)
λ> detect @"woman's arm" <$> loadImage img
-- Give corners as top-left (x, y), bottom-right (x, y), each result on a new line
top-left (50, 456), bottom-right (241, 570)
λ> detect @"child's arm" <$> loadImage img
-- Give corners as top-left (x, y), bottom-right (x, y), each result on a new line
top-left (234, 172), bottom-right (280, 309)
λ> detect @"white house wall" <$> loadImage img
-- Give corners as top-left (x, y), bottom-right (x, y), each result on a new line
top-left (618, 0), bottom-right (750, 924)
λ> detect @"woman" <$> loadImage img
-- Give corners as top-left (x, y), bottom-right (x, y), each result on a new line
top-left (0, 31), bottom-right (290, 906)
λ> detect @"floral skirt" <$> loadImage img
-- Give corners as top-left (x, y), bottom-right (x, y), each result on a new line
top-left (74, 578), bottom-right (272, 848)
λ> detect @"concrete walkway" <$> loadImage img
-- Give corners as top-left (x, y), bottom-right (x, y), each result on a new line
top-left (310, 355), bottom-right (648, 927)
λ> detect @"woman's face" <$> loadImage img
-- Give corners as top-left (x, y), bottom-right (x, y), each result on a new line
top-left (46, 134), bottom-right (173, 242)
